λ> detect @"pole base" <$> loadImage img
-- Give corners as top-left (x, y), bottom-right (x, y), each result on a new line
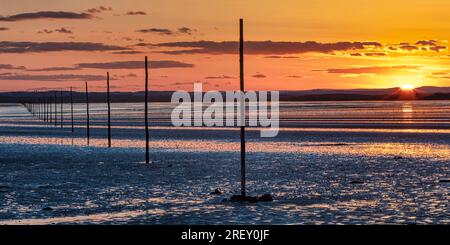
top-left (227, 193), bottom-right (273, 203)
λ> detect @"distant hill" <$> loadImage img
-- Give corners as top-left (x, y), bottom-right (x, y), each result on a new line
top-left (1, 86), bottom-right (450, 103)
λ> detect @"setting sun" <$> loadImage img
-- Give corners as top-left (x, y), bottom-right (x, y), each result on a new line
top-left (401, 84), bottom-right (415, 91)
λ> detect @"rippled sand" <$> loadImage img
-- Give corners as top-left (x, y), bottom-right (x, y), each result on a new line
top-left (0, 102), bottom-right (448, 224)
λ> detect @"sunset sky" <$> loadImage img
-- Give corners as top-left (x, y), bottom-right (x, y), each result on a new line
top-left (0, 0), bottom-right (449, 92)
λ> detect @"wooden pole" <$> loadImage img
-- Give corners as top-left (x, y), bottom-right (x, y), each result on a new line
top-left (45, 96), bottom-right (47, 122)
top-left (48, 95), bottom-right (50, 123)
top-left (38, 95), bottom-right (41, 120)
top-left (49, 96), bottom-right (52, 124)
top-left (239, 18), bottom-right (246, 197)
top-left (40, 97), bottom-right (43, 120)
top-left (37, 93), bottom-right (40, 119)
top-left (54, 91), bottom-right (57, 127)
top-left (32, 93), bottom-right (34, 117)
top-left (60, 90), bottom-right (63, 128)
top-left (42, 97), bottom-right (45, 122)
top-left (145, 56), bottom-right (150, 163)
top-left (107, 72), bottom-right (111, 147)
top-left (41, 97), bottom-right (43, 120)
top-left (70, 87), bottom-right (74, 132)
top-left (47, 96), bottom-right (52, 125)
top-left (85, 82), bottom-right (90, 145)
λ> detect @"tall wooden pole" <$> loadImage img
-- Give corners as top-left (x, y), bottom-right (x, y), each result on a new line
top-left (46, 97), bottom-right (48, 123)
top-left (107, 72), bottom-right (111, 147)
top-left (38, 97), bottom-right (40, 119)
top-left (85, 82), bottom-right (90, 145)
top-left (54, 91), bottom-right (57, 127)
top-left (48, 96), bottom-right (51, 123)
top-left (49, 96), bottom-right (52, 124)
top-left (31, 92), bottom-right (33, 117)
top-left (239, 18), bottom-right (246, 197)
top-left (42, 98), bottom-right (45, 121)
top-left (39, 95), bottom-right (44, 120)
top-left (70, 87), bottom-right (74, 132)
top-left (32, 92), bottom-right (35, 117)
top-left (42, 97), bottom-right (45, 122)
top-left (41, 97), bottom-right (43, 120)
top-left (60, 90), bottom-right (63, 128)
top-left (145, 56), bottom-right (150, 163)
top-left (37, 93), bottom-right (40, 119)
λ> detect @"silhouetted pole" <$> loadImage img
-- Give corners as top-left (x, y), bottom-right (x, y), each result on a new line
top-left (239, 18), bottom-right (246, 197)
top-left (54, 91), bottom-right (57, 127)
top-left (41, 97), bottom-right (43, 120)
top-left (37, 93), bottom-right (40, 119)
top-left (39, 97), bottom-right (41, 119)
top-left (70, 87), bottom-right (74, 132)
top-left (60, 90), bottom-right (63, 128)
top-left (43, 98), bottom-right (45, 121)
top-left (42, 97), bottom-right (44, 120)
top-left (49, 96), bottom-right (53, 124)
top-left (107, 72), bottom-right (111, 147)
top-left (37, 96), bottom-right (39, 119)
top-left (47, 96), bottom-right (53, 122)
top-left (39, 96), bottom-right (42, 120)
top-left (45, 97), bottom-right (49, 123)
top-left (145, 56), bottom-right (150, 163)
top-left (85, 82), bottom-right (90, 145)
top-left (32, 93), bottom-right (35, 117)
top-left (39, 97), bottom-right (41, 120)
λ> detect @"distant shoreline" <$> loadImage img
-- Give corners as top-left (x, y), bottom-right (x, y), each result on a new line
top-left (1, 88), bottom-right (450, 103)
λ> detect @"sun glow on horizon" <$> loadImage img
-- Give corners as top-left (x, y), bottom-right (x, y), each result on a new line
top-left (401, 84), bottom-right (416, 91)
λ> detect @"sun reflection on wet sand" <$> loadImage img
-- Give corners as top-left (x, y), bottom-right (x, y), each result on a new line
top-left (402, 102), bottom-right (414, 123)
top-left (0, 135), bottom-right (449, 160)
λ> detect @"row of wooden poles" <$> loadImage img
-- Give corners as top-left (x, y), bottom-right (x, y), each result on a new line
top-left (22, 19), bottom-right (247, 197)
top-left (23, 88), bottom-right (75, 132)
top-left (22, 69), bottom-right (144, 156)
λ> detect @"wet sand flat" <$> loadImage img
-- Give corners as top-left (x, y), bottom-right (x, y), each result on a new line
top-left (0, 102), bottom-right (448, 224)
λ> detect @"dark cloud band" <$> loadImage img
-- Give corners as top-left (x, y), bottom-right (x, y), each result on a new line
top-left (155, 40), bottom-right (383, 55)
top-left (28, 60), bottom-right (194, 72)
top-left (137, 27), bottom-right (196, 35)
top-left (0, 74), bottom-right (106, 81)
top-left (77, 60), bottom-right (194, 69)
top-left (0, 41), bottom-right (126, 53)
top-left (0, 11), bottom-right (92, 22)
top-left (316, 65), bottom-right (421, 75)
top-left (127, 11), bottom-right (147, 15)
top-left (0, 64), bottom-right (26, 70)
